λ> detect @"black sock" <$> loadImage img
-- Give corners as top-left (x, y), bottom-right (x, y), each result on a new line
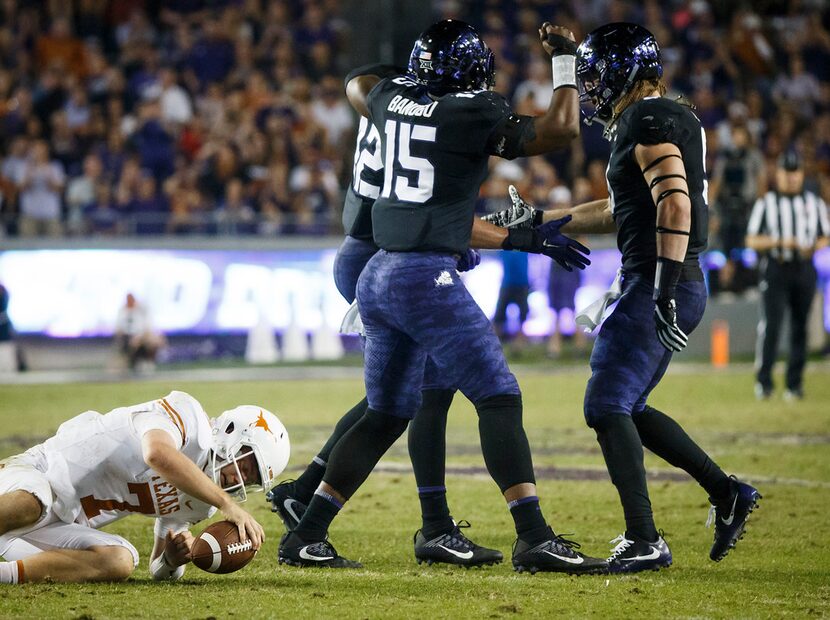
top-left (409, 389), bottom-right (455, 537)
top-left (508, 496), bottom-right (549, 544)
top-left (293, 398), bottom-right (369, 504)
top-left (475, 394), bottom-right (536, 492)
top-left (294, 490), bottom-right (343, 541)
top-left (594, 415), bottom-right (658, 542)
top-left (633, 406), bottom-right (732, 502)
top-left (418, 487), bottom-right (453, 538)
top-left (294, 409), bottom-right (408, 540)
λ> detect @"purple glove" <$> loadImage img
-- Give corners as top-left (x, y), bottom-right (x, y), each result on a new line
top-left (456, 249), bottom-right (481, 272)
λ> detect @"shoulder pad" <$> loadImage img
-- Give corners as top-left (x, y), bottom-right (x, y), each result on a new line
top-left (620, 98), bottom-right (694, 147)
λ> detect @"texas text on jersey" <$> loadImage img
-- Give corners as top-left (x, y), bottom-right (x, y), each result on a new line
top-left (366, 75), bottom-right (526, 254)
top-left (607, 97), bottom-right (709, 277)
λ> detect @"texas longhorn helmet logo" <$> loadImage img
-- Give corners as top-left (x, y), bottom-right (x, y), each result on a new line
top-left (252, 411), bottom-right (273, 434)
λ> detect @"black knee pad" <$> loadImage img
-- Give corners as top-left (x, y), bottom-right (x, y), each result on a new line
top-left (475, 393), bottom-right (535, 492)
top-left (363, 407), bottom-right (410, 439)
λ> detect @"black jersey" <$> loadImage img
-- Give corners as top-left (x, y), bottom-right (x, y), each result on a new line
top-left (607, 97), bottom-right (709, 276)
top-left (342, 116), bottom-right (383, 240)
top-left (366, 76), bottom-right (516, 253)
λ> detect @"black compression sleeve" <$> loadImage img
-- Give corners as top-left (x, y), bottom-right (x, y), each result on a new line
top-left (653, 257), bottom-right (684, 301)
top-left (486, 114), bottom-right (534, 160)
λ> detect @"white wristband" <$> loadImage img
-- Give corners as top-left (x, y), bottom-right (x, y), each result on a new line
top-left (552, 55), bottom-right (576, 90)
top-left (150, 552), bottom-right (185, 581)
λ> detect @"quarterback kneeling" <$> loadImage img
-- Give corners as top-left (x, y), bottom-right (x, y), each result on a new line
top-left (0, 391), bottom-right (289, 583)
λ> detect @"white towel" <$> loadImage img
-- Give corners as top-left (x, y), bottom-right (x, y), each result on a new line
top-left (339, 300), bottom-right (365, 336)
top-left (575, 269), bottom-right (623, 332)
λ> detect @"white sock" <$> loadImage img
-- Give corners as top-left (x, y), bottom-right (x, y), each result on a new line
top-left (0, 560), bottom-right (23, 584)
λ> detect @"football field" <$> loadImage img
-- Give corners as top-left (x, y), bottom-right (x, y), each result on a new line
top-left (0, 366), bottom-right (828, 619)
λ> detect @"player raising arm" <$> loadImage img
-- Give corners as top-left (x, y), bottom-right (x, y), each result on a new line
top-left (279, 19), bottom-right (604, 575)
top-left (0, 393), bottom-right (288, 583)
top-left (486, 23), bottom-right (761, 573)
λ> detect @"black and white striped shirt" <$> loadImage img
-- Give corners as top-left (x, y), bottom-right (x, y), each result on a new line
top-left (747, 190), bottom-right (830, 261)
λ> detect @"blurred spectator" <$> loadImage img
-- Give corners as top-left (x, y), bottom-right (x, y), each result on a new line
top-left (114, 292), bottom-right (166, 372)
top-left (310, 76), bottom-right (354, 152)
top-left (0, 282), bottom-right (22, 373)
top-left (18, 140), bottom-right (65, 237)
top-left (157, 67), bottom-right (193, 125)
top-left (546, 186), bottom-right (585, 358)
top-left (66, 154), bottom-right (105, 235)
top-left (186, 19), bottom-right (235, 87)
top-left (709, 125), bottom-right (765, 293)
top-left (128, 174), bottom-right (167, 234)
top-left (84, 183), bottom-right (122, 236)
top-left (493, 251), bottom-right (530, 353)
top-left (35, 16), bottom-right (87, 77)
top-left (215, 178), bottom-right (256, 235)
top-left (772, 55), bottom-right (823, 121)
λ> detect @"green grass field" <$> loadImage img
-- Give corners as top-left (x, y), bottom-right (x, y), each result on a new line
top-left (0, 366), bottom-right (828, 619)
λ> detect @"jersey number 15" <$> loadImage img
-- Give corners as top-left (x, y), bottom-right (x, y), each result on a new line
top-left (381, 120), bottom-right (436, 204)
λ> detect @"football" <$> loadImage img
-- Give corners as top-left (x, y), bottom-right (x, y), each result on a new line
top-left (191, 521), bottom-right (257, 574)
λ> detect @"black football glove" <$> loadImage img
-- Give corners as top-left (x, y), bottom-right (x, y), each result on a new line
top-left (654, 297), bottom-right (688, 352)
top-left (545, 32), bottom-right (578, 56)
top-left (502, 215), bottom-right (591, 271)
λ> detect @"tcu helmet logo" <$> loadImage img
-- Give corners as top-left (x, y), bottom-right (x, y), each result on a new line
top-left (420, 51), bottom-right (433, 71)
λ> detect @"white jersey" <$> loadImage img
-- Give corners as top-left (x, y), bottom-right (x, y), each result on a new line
top-left (19, 391), bottom-right (217, 534)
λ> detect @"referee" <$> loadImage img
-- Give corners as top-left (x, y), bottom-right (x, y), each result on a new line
top-left (746, 151), bottom-right (830, 400)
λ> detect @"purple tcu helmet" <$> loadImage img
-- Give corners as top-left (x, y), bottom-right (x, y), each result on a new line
top-left (576, 23), bottom-right (662, 129)
top-left (407, 19), bottom-right (495, 96)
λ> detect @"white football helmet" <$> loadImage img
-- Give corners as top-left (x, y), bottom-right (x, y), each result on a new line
top-left (210, 405), bottom-right (290, 501)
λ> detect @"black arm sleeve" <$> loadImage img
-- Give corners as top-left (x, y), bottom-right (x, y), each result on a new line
top-left (344, 64), bottom-right (404, 88)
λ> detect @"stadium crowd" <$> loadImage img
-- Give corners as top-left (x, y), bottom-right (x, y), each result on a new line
top-left (0, 0), bottom-right (828, 260)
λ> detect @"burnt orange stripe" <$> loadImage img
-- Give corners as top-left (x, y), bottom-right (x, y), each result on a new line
top-left (16, 560), bottom-right (25, 584)
top-left (159, 399), bottom-right (186, 446)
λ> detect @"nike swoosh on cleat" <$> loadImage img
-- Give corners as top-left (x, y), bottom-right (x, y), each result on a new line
top-left (437, 545), bottom-right (474, 560)
top-left (620, 547), bottom-right (660, 562)
top-left (721, 492), bottom-right (739, 526)
top-left (299, 546), bottom-right (334, 561)
top-left (541, 550), bottom-right (584, 564)
top-left (283, 499), bottom-right (303, 524)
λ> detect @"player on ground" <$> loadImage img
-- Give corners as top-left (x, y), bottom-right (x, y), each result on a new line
top-left (0, 391), bottom-right (288, 583)
top-left (488, 23), bottom-right (761, 573)
top-left (278, 19), bottom-right (604, 574)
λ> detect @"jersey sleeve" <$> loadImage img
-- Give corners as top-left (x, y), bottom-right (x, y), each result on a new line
top-left (440, 90), bottom-right (517, 157)
top-left (133, 409), bottom-right (183, 448)
top-left (620, 99), bottom-right (695, 149)
top-left (161, 391), bottom-right (214, 451)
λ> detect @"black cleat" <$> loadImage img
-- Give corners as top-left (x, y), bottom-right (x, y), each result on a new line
top-left (707, 477), bottom-right (762, 562)
top-left (414, 520), bottom-right (503, 568)
top-left (266, 480), bottom-right (307, 531)
top-left (606, 532), bottom-right (672, 574)
top-left (512, 527), bottom-right (608, 575)
top-left (278, 531), bottom-right (362, 569)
